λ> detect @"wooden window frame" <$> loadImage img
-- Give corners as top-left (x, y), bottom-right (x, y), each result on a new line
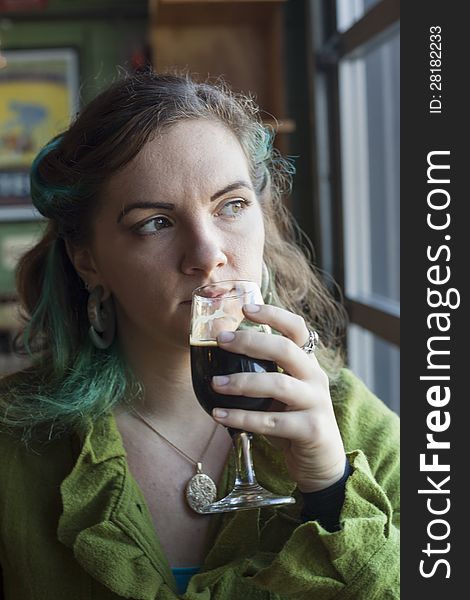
top-left (311, 0), bottom-right (400, 347)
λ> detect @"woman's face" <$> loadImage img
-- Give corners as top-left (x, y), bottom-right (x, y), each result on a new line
top-left (84, 119), bottom-right (266, 351)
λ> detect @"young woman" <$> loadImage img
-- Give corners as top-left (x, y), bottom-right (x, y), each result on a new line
top-left (0, 71), bottom-right (399, 599)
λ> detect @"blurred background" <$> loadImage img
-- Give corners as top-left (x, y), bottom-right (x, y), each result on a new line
top-left (0, 0), bottom-right (400, 414)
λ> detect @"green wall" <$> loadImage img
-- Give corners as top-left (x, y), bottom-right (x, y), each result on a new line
top-left (0, 0), bottom-right (148, 104)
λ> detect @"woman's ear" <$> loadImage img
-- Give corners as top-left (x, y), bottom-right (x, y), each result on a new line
top-left (65, 240), bottom-right (100, 290)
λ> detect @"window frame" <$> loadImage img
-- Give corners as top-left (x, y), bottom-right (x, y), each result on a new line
top-left (309, 0), bottom-right (400, 348)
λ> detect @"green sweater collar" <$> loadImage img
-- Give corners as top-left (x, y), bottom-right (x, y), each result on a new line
top-left (56, 412), bottom-right (296, 599)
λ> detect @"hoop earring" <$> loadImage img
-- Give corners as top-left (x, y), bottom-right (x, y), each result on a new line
top-left (87, 285), bottom-right (116, 349)
top-left (261, 260), bottom-right (273, 304)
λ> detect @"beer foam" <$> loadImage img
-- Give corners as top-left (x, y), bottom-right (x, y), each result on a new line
top-left (189, 338), bottom-right (218, 347)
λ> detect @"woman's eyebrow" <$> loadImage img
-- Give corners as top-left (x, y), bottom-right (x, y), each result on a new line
top-left (117, 201), bottom-right (174, 223)
top-left (210, 180), bottom-right (254, 202)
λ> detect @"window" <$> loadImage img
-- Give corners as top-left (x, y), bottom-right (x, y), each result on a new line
top-left (336, 0), bottom-right (382, 32)
top-left (310, 0), bottom-right (400, 412)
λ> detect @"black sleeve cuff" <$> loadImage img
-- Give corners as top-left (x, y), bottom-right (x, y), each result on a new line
top-left (299, 457), bottom-right (352, 532)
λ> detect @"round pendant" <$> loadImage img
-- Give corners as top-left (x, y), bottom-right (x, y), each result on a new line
top-left (185, 473), bottom-right (217, 514)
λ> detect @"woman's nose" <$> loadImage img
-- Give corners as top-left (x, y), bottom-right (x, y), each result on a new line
top-left (180, 224), bottom-right (228, 276)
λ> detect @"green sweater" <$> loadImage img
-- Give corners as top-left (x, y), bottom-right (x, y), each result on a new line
top-left (0, 369), bottom-right (399, 599)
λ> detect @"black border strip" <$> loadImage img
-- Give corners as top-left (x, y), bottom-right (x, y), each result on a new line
top-left (401, 2), bottom-right (466, 596)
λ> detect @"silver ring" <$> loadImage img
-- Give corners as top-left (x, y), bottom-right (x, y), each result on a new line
top-left (301, 329), bottom-right (319, 354)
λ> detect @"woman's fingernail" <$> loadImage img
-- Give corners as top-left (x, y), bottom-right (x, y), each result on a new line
top-left (244, 303), bottom-right (261, 313)
top-left (212, 375), bottom-right (230, 386)
top-left (217, 331), bottom-right (235, 343)
top-left (213, 408), bottom-right (229, 419)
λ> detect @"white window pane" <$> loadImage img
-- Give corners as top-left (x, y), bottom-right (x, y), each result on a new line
top-left (339, 26), bottom-right (400, 308)
top-left (336, 0), bottom-right (381, 33)
top-left (347, 324), bottom-right (400, 414)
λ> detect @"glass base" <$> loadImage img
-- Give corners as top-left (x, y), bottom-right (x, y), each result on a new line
top-left (199, 482), bottom-right (295, 514)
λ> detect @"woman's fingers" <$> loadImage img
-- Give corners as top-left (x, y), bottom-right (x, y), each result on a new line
top-left (211, 371), bottom-right (314, 410)
top-left (216, 303), bottom-right (322, 380)
top-left (243, 303), bottom-right (311, 347)
top-left (212, 405), bottom-right (318, 442)
top-left (217, 327), bottom-right (320, 381)
top-left (210, 305), bottom-right (347, 490)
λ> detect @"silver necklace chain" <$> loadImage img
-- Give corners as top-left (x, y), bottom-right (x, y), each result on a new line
top-left (131, 408), bottom-right (219, 473)
top-left (131, 407), bottom-right (220, 513)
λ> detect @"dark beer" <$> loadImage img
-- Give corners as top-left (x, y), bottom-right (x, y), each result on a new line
top-left (191, 342), bottom-right (277, 415)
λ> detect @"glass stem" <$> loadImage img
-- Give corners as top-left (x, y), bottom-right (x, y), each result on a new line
top-left (232, 431), bottom-right (257, 487)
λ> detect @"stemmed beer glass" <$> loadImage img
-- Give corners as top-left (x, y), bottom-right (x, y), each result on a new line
top-left (190, 280), bottom-right (296, 513)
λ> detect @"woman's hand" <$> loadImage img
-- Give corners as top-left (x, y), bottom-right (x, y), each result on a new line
top-left (211, 303), bottom-right (346, 492)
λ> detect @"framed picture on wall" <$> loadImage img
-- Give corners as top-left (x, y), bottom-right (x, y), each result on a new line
top-left (0, 47), bottom-right (79, 220)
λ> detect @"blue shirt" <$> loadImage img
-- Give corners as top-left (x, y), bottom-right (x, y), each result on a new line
top-left (171, 566), bottom-right (200, 594)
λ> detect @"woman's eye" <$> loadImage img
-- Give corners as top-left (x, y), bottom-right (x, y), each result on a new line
top-left (217, 199), bottom-right (249, 217)
top-left (134, 216), bottom-right (172, 235)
